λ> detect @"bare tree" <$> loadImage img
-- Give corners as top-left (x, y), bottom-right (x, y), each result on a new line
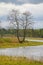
top-left (21, 11), bottom-right (33, 42)
top-left (8, 9), bottom-right (33, 43)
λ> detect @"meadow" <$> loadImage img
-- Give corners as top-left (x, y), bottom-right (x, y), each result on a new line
top-left (0, 56), bottom-right (43, 65)
top-left (0, 37), bottom-right (43, 48)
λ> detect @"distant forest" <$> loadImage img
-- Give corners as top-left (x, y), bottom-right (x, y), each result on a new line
top-left (0, 28), bottom-right (43, 38)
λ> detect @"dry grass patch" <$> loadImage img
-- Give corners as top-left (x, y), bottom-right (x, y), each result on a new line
top-left (0, 37), bottom-right (43, 48)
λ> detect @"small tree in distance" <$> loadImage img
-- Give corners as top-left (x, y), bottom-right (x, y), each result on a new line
top-left (8, 9), bottom-right (33, 43)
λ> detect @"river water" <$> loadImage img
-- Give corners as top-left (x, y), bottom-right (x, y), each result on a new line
top-left (0, 45), bottom-right (43, 61)
top-left (25, 39), bottom-right (43, 42)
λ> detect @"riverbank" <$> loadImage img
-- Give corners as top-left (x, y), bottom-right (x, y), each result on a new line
top-left (0, 37), bottom-right (43, 48)
top-left (0, 56), bottom-right (43, 65)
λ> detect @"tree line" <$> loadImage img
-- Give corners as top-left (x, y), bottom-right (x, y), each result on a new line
top-left (0, 28), bottom-right (43, 38)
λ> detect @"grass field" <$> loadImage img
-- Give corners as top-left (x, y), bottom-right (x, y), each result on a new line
top-left (0, 37), bottom-right (43, 48)
top-left (0, 56), bottom-right (43, 65)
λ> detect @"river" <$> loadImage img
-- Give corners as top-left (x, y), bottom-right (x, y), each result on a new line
top-left (0, 45), bottom-right (43, 61)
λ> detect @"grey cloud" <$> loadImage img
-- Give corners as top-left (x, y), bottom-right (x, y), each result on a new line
top-left (27, 0), bottom-right (43, 4)
top-left (17, 0), bottom-right (43, 4)
top-left (0, 0), bottom-right (43, 4)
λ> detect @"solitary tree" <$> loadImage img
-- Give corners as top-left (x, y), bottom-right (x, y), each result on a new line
top-left (8, 9), bottom-right (33, 43)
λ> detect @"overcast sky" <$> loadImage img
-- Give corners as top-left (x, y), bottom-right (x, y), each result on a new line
top-left (0, 0), bottom-right (43, 29)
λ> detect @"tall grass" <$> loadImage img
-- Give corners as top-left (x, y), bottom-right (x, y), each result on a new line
top-left (0, 56), bottom-right (43, 65)
top-left (0, 37), bottom-right (18, 43)
top-left (0, 37), bottom-right (43, 48)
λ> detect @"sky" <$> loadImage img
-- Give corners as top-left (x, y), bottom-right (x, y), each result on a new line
top-left (0, 0), bottom-right (43, 29)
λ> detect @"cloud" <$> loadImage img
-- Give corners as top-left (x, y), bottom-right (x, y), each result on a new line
top-left (0, 3), bottom-right (43, 22)
top-left (1, 21), bottom-right (43, 29)
top-left (0, 0), bottom-right (43, 4)
top-left (0, 3), bottom-right (16, 16)
top-left (33, 21), bottom-right (43, 29)
top-left (0, 3), bottom-right (43, 20)
top-left (1, 21), bottom-right (9, 28)
top-left (0, 2), bottom-right (43, 28)
top-left (17, 0), bottom-right (43, 4)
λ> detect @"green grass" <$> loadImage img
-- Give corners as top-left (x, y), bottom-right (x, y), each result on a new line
top-left (0, 56), bottom-right (43, 65)
top-left (0, 37), bottom-right (43, 48)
